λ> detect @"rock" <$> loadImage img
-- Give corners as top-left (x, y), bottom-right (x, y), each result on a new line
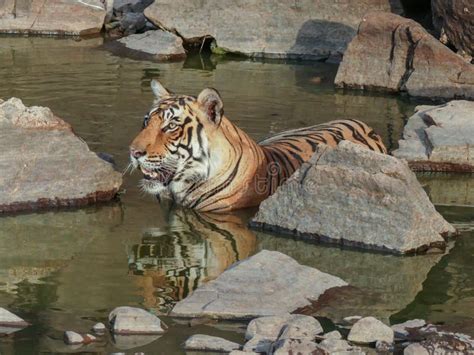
top-left (0, 98), bottom-right (122, 213)
top-left (348, 317), bottom-right (394, 344)
top-left (271, 338), bottom-right (325, 355)
top-left (324, 330), bottom-right (342, 339)
top-left (82, 334), bottom-right (96, 344)
top-left (112, 30), bottom-right (186, 60)
top-left (243, 336), bottom-right (273, 353)
top-left (246, 314), bottom-right (296, 341)
top-left (319, 338), bottom-right (354, 352)
top-left (251, 141), bottom-right (456, 254)
top-left (0, 308), bottom-right (28, 327)
top-left (184, 334), bottom-right (241, 352)
top-left (170, 250), bottom-right (348, 319)
top-left (144, 0), bottom-right (403, 60)
top-left (114, 0), bottom-right (154, 14)
top-left (392, 101), bottom-right (474, 172)
top-left (404, 343), bottom-right (429, 355)
top-left (92, 322), bottom-right (106, 334)
top-left (392, 319), bottom-right (426, 338)
top-left (0, 0), bottom-right (106, 36)
top-left (119, 12), bottom-right (147, 35)
top-left (342, 316), bottom-right (363, 326)
top-left (109, 307), bottom-right (166, 335)
top-left (230, 351), bottom-right (258, 355)
top-left (376, 340), bottom-right (394, 352)
top-left (335, 12), bottom-right (474, 100)
top-left (432, 0), bottom-right (474, 58)
top-left (64, 331), bottom-right (84, 345)
top-left (278, 315), bottom-right (324, 340)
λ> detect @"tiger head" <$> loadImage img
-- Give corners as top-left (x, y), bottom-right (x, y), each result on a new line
top-left (129, 80), bottom-right (225, 198)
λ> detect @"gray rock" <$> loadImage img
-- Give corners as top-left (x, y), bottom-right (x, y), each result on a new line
top-left (278, 315), bottom-right (324, 340)
top-left (342, 316), bottom-right (363, 326)
top-left (251, 141), bottom-right (455, 254)
top-left (335, 12), bottom-right (474, 100)
top-left (144, 0), bottom-right (402, 60)
top-left (246, 314), bottom-right (295, 341)
top-left (271, 338), bottom-right (325, 355)
top-left (64, 331), bottom-right (84, 345)
top-left (230, 351), bottom-right (258, 355)
top-left (0, 98), bottom-right (122, 213)
top-left (432, 0), bottom-right (474, 58)
top-left (116, 30), bottom-right (186, 60)
top-left (393, 101), bottom-right (474, 172)
top-left (319, 339), bottom-right (353, 352)
top-left (0, 0), bottom-right (106, 35)
top-left (391, 319), bottom-right (426, 338)
top-left (324, 330), bottom-right (342, 340)
top-left (376, 340), bottom-right (394, 352)
top-left (92, 322), bottom-right (106, 334)
top-left (114, 0), bottom-right (154, 13)
top-left (184, 334), bottom-right (241, 352)
top-left (0, 308), bottom-right (28, 327)
top-left (170, 250), bottom-right (347, 319)
top-left (404, 343), bottom-right (429, 355)
top-left (119, 12), bottom-right (147, 34)
top-left (243, 336), bottom-right (274, 353)
top-left (109, 306), bottom-right (166, 335)
top-left (347, 317), bottom-right (394, 344)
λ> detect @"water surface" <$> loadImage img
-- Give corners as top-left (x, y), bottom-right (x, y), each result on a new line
top-left (0, 36), bottom-right (472, 354)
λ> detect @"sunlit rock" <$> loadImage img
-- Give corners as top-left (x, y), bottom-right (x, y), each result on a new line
top-left (252, 141), bottom-right (456, 254)
top-left (170, 250), bottom-right (347, 319)
top-left (348, 317), bottom-right (394, 344)
top-left (109, 306), bottom-right (166, 335)
top-left (0, 0), bottom-right (106, 36)
top-left (0, 308), bottom-right (28, 328)
top-left (64, 331), bottom-right (84, 345)
top-left (0, 98), bottom-right (122, 213)
top-left (184, 334), bottom-right (241, 352)
top-left (393, 101), bottom-right (474, 173)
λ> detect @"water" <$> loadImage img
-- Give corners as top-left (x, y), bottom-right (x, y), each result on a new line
top-left (0, 36), bottom-right (472, 354)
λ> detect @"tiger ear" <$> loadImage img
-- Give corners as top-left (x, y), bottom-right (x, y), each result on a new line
top-left (151, 79), bottom-right (170, 100)
top-left (197, 88), bottom-right (223, 125)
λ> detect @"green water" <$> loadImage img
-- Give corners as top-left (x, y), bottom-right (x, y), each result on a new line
top-left (0, 36), bottom-right (472, 354)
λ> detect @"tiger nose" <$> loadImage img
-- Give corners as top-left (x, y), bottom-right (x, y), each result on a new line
top-left (130, 147), bottom-right (146, 159)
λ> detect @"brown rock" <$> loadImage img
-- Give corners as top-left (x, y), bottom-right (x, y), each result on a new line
top-left (432, 0), bottom-right (474, 58)
top-left (335, 12), bottom-right (474, 100)
top-left (144, 0), bottom-right (403, 60)
top-left (0, 98), bottom-right (122, 213)
top-left (0, 0), bottom-right (106, 36)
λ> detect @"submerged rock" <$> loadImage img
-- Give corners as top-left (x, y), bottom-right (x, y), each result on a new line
top-left (393, 101), bottom-right (474, 173)
top-left (112, 30), bottom-right (186, 61)
top-left (335, 12), bottom-right (474, 100)
top-left (0, 0), bottom-right (106, 36)
top-left (109, 306), bottom-right (166, 335)
top-left (348, 317), bottom-right (394, 344)
top-left (0, 308), bottom-right (28, 327)
top-left (251, 141), bottom-right (456, 254)
top-left (144, 0), bottom-right (402, 60)
top-left (0, 98), bottom-right (122, 213)
top-left (184, 334), bottom-right (241, 352)
top-left (170, 250), bottom-right (348, 319)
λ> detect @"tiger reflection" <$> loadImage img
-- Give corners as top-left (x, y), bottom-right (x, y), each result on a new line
top-left (128, 208), bottom-right (256, 312)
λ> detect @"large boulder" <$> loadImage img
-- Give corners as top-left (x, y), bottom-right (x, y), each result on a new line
top-left (251, 141), bottom-right (456, 254)
top-left (110, 30), bottom-right (186, 61)
top-left (170, 250), bottom-right (348, 319)
top-left (393, 101), bottom-right (474, 172)
top-left (432, 0), bottom-right (474, 58)
top-left (0, 98), bottom-right (122, 213)
top-left (335, 12), bottom-right (474, 100)
top-left (0, 0), bottom-right (106, 36)
top-left (144, 0), bottom-right (403, 60)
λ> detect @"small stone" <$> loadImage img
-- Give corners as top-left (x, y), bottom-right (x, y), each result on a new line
top-left (271, 338), bottom-right (324, 355)
top-left (184, 334), bottom-right (241, 352)
top-left (324, 330), bottom-right (342, 339)
top-left (92, 322), bottom-right (106, 334)
top-left (64, 331), bottom-right (84, 345)
top-left (243, 336), bottom-right (273, 353)
top-left (376, 340), bottom-right (394, 352)
top-left (0, 308), bottom-right (29, 327)
top-left (348, 317), bottom-right (394, 344)
top-left (82, 334), bottom-right (96, 344)
top-left (392, 319), bottom-right (426, 338)
top-left (404, 343), bottom-right (430, 355)
top-left (319, 338), bottom-right (353, 352)
top-left (109, 306), bottom-right (166, 335)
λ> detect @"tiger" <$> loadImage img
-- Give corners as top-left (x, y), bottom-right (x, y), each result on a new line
top-left (129, 80), bottom-right (387, 212)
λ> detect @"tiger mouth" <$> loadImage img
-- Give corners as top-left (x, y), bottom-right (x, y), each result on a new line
top-left (140, 166), bottom-right (175, 185)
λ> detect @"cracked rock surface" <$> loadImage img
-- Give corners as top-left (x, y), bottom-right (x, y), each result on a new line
top-left (393, 100), bottom-right (474, 172)
top-left (251, 141), bottom-right (456, 254)
top-left (0, 98), bottom-right (122, 213)
top-left (335, 12), bottom-right (474, 100)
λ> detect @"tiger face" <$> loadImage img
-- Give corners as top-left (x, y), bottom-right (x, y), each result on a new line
top-left (130, 80), bottom-right (224, 198)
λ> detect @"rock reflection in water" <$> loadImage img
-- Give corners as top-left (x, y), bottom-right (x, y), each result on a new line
top-left (128, 208), bottom-right (256, 313)
top-left (419, 173), bottom-right (474, 207)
